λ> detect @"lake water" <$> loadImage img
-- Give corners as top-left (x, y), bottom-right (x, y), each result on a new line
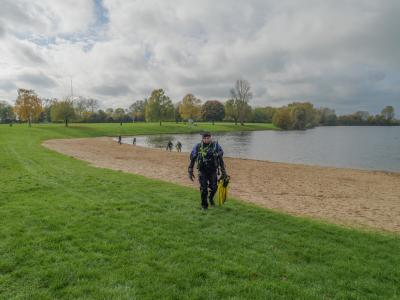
top-left (120, 126), bottom-right (400, 172)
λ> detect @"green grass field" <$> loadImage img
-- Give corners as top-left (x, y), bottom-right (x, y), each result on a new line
top-left (0, 122), bottom-right (399, 299)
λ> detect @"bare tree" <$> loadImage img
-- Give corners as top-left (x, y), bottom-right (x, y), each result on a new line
top-left (230, 79), bottom-right (252, 125)
top-left (75, 97), bottom-right (89, 118)
top-left (87, 98), bottom-right (99, 113)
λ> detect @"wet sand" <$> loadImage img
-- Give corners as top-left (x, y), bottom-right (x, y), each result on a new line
top-left (43, 137), bottom-right (400, 232)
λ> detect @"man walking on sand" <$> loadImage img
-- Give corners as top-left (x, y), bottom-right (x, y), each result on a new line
top-left (188, 132), bottom-right (227, 210)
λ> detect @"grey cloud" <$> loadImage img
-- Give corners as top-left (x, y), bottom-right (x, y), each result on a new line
top-left (0, 0), bottom-right (95, 38)
top-left (0, 1), bottom-right (47, 35)
top-left (0, 23), bottom-right (5, 38)
top-left (94, 84), bottom-right (132, 96)
top-left (17, 45), bottom-right (47, 65)
top-left (177, 74), bottom-right (227, 87)
top-left (343, 2), bottom-right (400, 69)
top-left (239, 51), bottom-right (290, 76)
top-left (0, 81), bottom-right (16, 92)
top-left (17, 72), bottom-right (57, 88)
top-left (254, 86), bottom-right (268, 98)
top-left (189, 83), bottom-right (233, 100)
top-left (0, 1), bottom-right (32, 24)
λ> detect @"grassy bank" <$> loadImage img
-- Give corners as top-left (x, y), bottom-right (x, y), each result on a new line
top-left (0, 123), bottom-right (399, 299)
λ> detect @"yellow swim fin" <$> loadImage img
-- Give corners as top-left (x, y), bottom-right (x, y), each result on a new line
top-left (217, 175), bottom-right (230, 206)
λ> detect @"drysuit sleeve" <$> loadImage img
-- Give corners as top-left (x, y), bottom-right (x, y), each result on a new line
top-left (188, 144), bottom-right (198, 171)
top-left (216, 144), bottom-right (226, 173)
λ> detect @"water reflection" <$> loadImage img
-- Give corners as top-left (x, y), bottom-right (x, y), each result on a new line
top-left (146, 135), bottom-right (176, 149)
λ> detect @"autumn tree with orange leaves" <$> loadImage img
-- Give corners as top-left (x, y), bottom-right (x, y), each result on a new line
top-left (14, 89), bottom-right (43, 127)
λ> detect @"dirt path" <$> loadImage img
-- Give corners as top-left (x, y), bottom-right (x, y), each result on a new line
top-left (43, 137), bottom-right (400, 232)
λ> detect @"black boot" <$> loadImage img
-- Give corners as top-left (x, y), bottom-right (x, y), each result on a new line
top-left (200, 192), bottom-right (208, 209)
top-left (209, 199), bottom-right (215, 207)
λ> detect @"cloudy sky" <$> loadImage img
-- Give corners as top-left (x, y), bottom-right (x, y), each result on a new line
top-left (0, 0), bottom-right (399, 114)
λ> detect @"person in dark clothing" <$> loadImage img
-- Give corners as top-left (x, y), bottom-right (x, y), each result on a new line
top-left (176, 141), bottom-right (182, 152)
top-left (166, 140), bottom-right (173, 151)
top-left (188, 132), bottom-right (227, 210)
top-left (132, 137), bottom-right (136, 145)
top-left (118, 135), bottom-right (122, 144)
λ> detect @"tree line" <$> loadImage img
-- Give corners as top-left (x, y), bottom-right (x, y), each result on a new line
top-left (0, 80), bottom-right (398, 129)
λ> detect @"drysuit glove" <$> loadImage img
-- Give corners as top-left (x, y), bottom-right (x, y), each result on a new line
top-left (221, 169), bottom-right (227, 178)
top-left (188, 168), bottom-right (195, 181)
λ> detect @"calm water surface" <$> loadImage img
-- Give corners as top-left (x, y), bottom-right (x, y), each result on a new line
top-left (121, 127), bottom-right (400, 172)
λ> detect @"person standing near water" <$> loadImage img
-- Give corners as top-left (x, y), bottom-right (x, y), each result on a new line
top-left (188, 132), bottom-right (227, 210)
top-left (176, 141), bottom-right (182, 152)
top-left (166, 140), bottom-right (173, 151)
top-left (118, 135), bottom-right (122, 144)
top-left (132, 137), bottom-right (136, 145)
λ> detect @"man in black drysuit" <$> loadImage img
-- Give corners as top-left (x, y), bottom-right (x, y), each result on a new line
top-left (188, 132), bottom-right (227, 210)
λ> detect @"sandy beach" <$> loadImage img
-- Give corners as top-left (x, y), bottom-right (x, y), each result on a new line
top-left (43, 137), bottom-right (400, 232)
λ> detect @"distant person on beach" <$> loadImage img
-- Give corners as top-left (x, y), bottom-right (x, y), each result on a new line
top-left (188, 132), bottom-right (227, 210)
top-left (166, 140), bottom-right (173, 151)
top-left (118, 135), bottom-right (122, 144)
top-left (132, 137), bottom-right (136, 145)
top-left (176, 141), bottom-right (182, 152)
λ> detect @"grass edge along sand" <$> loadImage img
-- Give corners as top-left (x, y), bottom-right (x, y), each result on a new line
top-left (0, 122), bottom-right (399, 299)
